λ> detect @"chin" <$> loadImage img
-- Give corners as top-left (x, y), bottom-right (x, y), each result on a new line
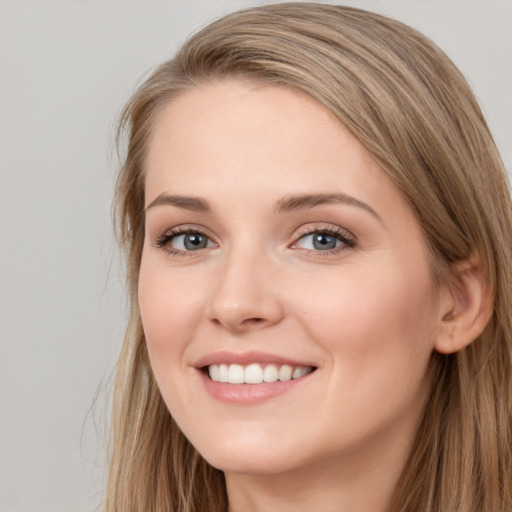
top-left (190, 429), bottom-right (306, 476)
top-left (204, 450), bottom-right (301, 476)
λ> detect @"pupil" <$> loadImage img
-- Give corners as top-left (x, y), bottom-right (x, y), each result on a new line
top-left (184, 233), bottom-right (207, 250)
top-left (313, 233), bottom-right (336, 250)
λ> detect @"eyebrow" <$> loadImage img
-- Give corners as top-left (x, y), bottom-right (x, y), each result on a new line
top-left (145, 192), bottom-right (381, 221)
top-left (275, 193), bottom-right (381, 221)
top-left (145, 194), bottom-right (210, 213)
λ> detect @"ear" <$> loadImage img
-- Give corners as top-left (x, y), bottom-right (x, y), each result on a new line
top-left (434, 254), bottom-right (493, 354)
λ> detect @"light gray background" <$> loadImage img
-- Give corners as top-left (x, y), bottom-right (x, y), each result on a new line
top-left (0, 1), bottom-right (510, 511)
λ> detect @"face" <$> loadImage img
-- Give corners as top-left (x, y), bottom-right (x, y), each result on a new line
top-left (139, 80), bottom-right (446, 479)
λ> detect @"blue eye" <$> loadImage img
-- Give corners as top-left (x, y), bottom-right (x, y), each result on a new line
top-left (155, 230), bottom-right (216, 254)
top-left (293, 229), bottom-right (354, 252)
top-left (174, 233), bottom-right (210, 250)
top-left (310, 233), bottom-right (338, 250)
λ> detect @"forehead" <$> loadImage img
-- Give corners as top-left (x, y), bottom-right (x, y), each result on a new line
top-left (150, 82), bottom-right (365, 180)
top-left (145, 80), bottom-right (349, 177)
top-left (143, 79), bottom-right (409, 224)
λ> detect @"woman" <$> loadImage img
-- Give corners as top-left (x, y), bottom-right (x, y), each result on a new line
top-left (108, 3), bottom-right (512, 511)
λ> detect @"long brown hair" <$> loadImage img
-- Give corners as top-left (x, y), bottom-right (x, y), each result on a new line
top-left (108, 3), bottom-right (512, 511)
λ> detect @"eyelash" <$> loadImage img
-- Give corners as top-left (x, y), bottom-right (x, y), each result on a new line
top-left (153, 225), bottom-right (356, 257)
top-left (291, 226), bottom-right (355, 255)
top-left (154, 226), bottom-right (215, 257)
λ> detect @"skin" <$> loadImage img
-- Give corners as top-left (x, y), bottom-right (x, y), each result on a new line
top-left (139, 80), bottom-right (454, 512)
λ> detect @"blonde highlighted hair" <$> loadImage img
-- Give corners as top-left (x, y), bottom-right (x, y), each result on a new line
top-left (108, 3), bottom-right (512, 511)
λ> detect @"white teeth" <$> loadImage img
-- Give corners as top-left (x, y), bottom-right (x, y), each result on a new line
top-left (263, 364), bottom-right (278, 382)
top-left (218, 364), bottom-right (229, 383)
top-left (292, 366), bottom-right (309, 379)
top-left (228, 364), bottom-right (245, 384)
top-left (209, 364), bottom-right (220, 381)
top-left (207, 363), bottom-right (313, 384)
top-left (278, 364), bottom-right (293, 382)
top-left (245, 363), bottom-right (263, 384)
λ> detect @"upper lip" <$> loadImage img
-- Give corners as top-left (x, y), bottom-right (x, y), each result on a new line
top-left (193, 350), bottom-right (317, 369)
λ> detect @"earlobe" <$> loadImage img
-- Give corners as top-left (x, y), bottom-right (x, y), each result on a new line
top-left (434, 255), bottom-right (493, 355)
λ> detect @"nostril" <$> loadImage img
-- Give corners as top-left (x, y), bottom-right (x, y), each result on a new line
top-left (210, 316), bottom-right (264, 327)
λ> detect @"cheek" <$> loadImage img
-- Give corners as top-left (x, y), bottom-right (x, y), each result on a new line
top-left (289, 261), bottom-right (438, 446)
top-left (293, 259), bottom-right (438, 379)
top-left (137, 257), bottom-right (210, 426)
top-left (138, 257), bottom-right (204, 368)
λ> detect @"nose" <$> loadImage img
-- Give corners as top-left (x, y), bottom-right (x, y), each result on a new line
top-left (207, 248), bottom-right (284, 333)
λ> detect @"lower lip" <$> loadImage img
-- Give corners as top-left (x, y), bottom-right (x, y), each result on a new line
top-left (198, 370), bottom-right (314, 404)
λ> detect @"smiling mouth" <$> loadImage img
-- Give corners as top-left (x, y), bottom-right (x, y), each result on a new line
top-left (205, 363), bottom-right (316, 384)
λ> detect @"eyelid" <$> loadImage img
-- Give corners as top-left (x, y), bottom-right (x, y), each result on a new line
top-left (289, 223), bottom-right (356, 253)
top-left (153, 224), bottom-right (218, 256)
top-left (291, 223), bottom-right (355, 241)
top-left (151, 222), bottom-right (356, 257)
